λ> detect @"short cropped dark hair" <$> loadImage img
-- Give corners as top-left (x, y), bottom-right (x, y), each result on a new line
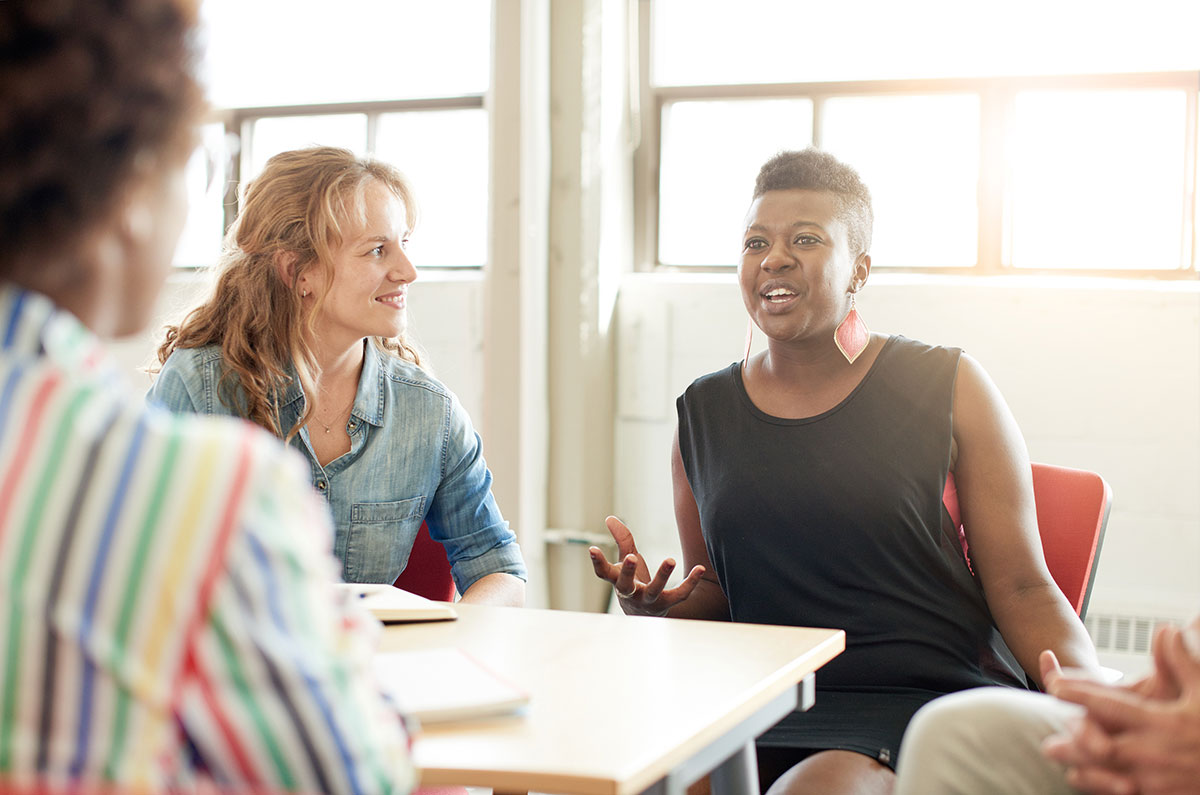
top-left (753, 148), bottom-right (874, 257)
top-left (0, 0), bottom-right (204, 275)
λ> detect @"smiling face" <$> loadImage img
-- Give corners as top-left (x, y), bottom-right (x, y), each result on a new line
top-left (300, 179), bottom-right (417, 351)
top-left (738, 188), bottom-right (869, 348)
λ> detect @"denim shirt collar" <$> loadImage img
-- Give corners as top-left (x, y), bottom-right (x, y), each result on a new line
top-left (275, 339), bottom-right (388, 431)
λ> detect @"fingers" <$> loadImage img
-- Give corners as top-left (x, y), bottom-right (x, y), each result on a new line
top-left (1053, 679), bottom-right (1153, 734)
top-left (1043, 731), bottom-right (1089, 768)
top-left (641, 558), bottom-right (678, 603)
top-left (661, 565), bottom-right (706, 604)
top-left (1183, 617), bottom-right (1200, 658)
top-left (588, 547), bottom-right (643, 599)
top-left (588, 545), bottom-right (619, 582)
top-left (1161, 624), bottom-right (1200, 693)
top-left (588, 546), bottom-right (645, 599)
top-left (605, 515), bottom-right (639, 558)
top-left (613, 553), bottom-right (640, 597)
top-left (1065, 764), bottom-right (1138, 795)
top-left (1041, 649), bottom-right (1063, 693)
top-left (1042, 717), bottom-right (1117, 769)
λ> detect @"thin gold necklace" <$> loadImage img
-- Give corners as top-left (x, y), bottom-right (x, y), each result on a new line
top-left (314, 391), bottom-right (356, 435)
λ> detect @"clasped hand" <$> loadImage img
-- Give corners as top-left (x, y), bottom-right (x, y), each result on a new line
top-left (588, 516), bottom-right (705, 617)
top-left (1040, 619), bottom-right (1200, 795)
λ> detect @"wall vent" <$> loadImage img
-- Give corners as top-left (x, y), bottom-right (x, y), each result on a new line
top-left (1084, 612), bottom-right (1178, 655)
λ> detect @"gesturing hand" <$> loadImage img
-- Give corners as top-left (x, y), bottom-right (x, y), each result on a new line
top-left (588, 515), bottom-right (705, 617)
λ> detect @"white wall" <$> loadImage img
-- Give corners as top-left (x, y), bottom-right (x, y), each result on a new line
top-left (614, 272), bottom-right (1200, 670)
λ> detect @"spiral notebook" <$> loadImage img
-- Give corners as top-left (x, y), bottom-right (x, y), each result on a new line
top-left (334, 583), bottom-right (458, 623)
top-left (373, 648), bottom-right (531, 724)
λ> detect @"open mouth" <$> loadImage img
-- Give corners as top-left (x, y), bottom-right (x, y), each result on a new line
top-left (376, 292), bottom-right (406, 309)
top-left (762, 287), bottom-right (797, 304)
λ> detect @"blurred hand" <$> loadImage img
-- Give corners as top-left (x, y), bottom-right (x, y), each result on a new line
top-left (1042, 623), bottom-right (1200, 795)
top-left (588, 516), bottom-right (705, 617)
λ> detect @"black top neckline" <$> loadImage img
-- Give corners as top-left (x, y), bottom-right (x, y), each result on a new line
top-left (732, 335), bottom-right (899, 426)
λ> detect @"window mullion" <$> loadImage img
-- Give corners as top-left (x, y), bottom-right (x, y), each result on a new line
top-left (976, 84), bottom-right (1010, 275)
top-left (811, 95), bottom-right (824, 150)
top-left (366, 112), bottom-right (379, 156)
top-left (1182, 79), bottom-right (1198, 272)
top-left (634, 0), bottom-right (658, 269)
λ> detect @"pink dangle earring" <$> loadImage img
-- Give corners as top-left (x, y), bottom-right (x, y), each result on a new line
top-left (834, 293), bottom-right (869, 364)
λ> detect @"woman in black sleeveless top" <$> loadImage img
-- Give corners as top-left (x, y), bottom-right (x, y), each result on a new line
top-left (590, 149), bottom-right (1100, 795)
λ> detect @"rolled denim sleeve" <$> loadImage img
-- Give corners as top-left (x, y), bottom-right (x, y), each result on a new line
top-left (424, 392), bottom-right (526, 594)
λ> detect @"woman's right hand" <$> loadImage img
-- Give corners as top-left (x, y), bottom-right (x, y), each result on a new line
top-left (588, 515), bottom-right (705, 617)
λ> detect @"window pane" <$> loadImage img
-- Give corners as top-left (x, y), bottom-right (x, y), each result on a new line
top-left (174, 124), bottom-right (232, 268)
top-left (244, 114), bottom-right (368, 180)
top-left (821, 95), bottom-right (980, 268)
top-left (1010, 90), bottom-right (1187, 270)
top-left (653, 0), bottom-right (1200, 86)
top-left (659, 99), bottom-right (814, 266)
top-left (375, 110), bottom-right (489, 268)
top-left (201, 0), bottom-right (490, 107)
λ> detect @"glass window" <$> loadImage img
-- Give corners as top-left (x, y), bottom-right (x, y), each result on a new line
top-left (200, 0), bottom-right (491, 108)
top-left (821, 94), bottom-right (980, 268)
top-left (375, 110), bottom-right (489, 268)
top-left (652, 0), bottom-right (1200, 86)
top-left (1009, 90), bottom-right (1188, 270)
top-left (175, 123), bottom-right (234, 268)
top-left (243, 114), bottom-right (369, 180)
top-left (658, 99), bottom-right (814, 266)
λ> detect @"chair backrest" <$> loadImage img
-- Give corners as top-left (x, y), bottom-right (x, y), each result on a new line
top-left (942, 462), bottom-right (1111, 619)
top-left (393, 521), bottom-right (456, 602)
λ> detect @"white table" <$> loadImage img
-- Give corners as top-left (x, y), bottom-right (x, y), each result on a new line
top-left (378, 604), bottom-right (844, 795)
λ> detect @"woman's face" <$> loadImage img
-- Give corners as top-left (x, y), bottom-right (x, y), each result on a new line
top-left (738, 188), bottom-right (866, 347)
top-left (304, 180), bottom-right (417, 350)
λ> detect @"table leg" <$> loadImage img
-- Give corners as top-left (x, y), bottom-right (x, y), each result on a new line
top-left (708, 741), bottom-right (758, 795)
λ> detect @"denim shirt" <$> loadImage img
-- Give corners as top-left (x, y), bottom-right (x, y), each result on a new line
top-left (148, 341), bottom-right (526, 590)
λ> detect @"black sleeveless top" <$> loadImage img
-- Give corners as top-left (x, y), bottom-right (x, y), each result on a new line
top-left (677, 336), bottom-right (1027, 763)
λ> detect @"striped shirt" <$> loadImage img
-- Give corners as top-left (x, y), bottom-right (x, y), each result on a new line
top-left (0, 286), bottom-right (416, 793)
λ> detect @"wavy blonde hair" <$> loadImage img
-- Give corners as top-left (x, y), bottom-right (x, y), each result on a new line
top-left (157, 146), bottom-right (422, 441)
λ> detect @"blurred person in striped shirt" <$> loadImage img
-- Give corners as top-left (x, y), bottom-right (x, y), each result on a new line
top-left (0, 0), bottom-right (416, 792)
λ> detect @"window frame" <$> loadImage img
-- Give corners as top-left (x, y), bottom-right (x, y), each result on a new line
top-left (206, 95), bottom-right (486, 267)
top-left (634, 1), bottom-right (1199, 280)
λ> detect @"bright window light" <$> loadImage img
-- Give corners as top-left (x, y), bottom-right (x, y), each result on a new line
top-left (244, 114), bottom-right (368, 180)
top-left (653, 0), bottom-right (1200, 86)
top-left (200, 0), bottom-right (490, 108)
top-left (1010, 90), bottom-right (1188, 270)
top-left (659, 99), bottom-right (814, 266)
top-left (821, 95), bottom-right (980, 268)
top-left (375, 110), bottom-right (489, 268)
top-left (175, 124), bottom-right (231, 268)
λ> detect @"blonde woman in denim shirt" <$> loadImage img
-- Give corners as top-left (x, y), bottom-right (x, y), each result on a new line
top-left (150, 147), bottom-right (526, 603)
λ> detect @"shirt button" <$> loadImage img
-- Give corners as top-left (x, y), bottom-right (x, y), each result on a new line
top-left (317, 481), bottom-right (327, 491)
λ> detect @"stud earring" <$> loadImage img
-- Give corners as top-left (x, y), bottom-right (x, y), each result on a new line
top-left (834, 292), bottom-right (869, 364)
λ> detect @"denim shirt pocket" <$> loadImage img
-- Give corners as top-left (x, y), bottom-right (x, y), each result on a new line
top-left (342, 496), bottom-right (426, 584)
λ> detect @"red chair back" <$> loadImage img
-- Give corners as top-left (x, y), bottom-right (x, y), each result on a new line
top-left (393, 521), bottom-right (456, 602)
top-left (943, 462), bottom-right (1110, 619)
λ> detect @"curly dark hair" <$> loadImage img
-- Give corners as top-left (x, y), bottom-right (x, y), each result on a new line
top-left (754, 148), bottom-right (874, 257)
top-left (0, 0), bottom-right (204, 276)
